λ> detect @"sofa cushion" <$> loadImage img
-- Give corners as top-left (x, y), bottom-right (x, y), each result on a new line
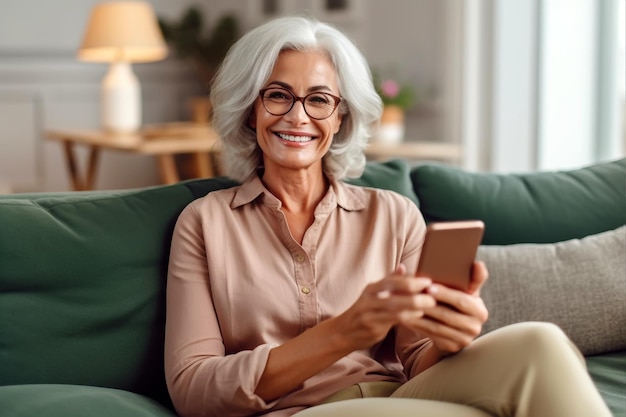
top-left (411, 158), bottom-right (626, 244)
top-left (0, 174), bottom-right (245, 400)
top-left (181, 176), bottom-right (240, 199)
top-left (180, 159), bottom-right (419, 204)
top-left (586, 351), bottom-right (626, 417)
top-left (345, 159), bottom-right (419, 205)
top-left (476, 226), bottom-right (626, 355)
top-left (0, 384), bottom-right (176, 417)
top-left (0, 184), bottom-right (198, 404)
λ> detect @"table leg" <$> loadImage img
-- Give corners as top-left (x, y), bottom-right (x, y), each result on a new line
top-left (85, 146), bottom-right (100, 190)
top-left (62, 142), bottom-right (100, 191)
top-left (191, 152), bottom-right (215, 178)
top-left (62, 141), bottom-right (83, 191)
top-left (157, 154), bottom-right (180, 184)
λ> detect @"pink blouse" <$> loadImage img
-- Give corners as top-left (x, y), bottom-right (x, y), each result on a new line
top-left (165, 175), bottom-right (429, 417)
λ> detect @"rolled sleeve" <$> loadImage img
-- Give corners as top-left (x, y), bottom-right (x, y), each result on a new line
top-left (167, 342), bottom-right (280, 417)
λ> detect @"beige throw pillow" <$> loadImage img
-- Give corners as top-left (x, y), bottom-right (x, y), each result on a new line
top-left (477, 226), bottom-right (626, 355)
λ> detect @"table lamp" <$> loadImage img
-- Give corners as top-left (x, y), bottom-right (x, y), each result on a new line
top-left (78, 1), bottom-right (168, 133)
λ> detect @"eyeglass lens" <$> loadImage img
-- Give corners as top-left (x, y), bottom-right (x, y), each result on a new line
top-left (261, 88), bottom-right (339, 120)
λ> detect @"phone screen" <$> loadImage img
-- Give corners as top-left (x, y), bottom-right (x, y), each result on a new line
top-left (415, 220), bottom-right (485, 291)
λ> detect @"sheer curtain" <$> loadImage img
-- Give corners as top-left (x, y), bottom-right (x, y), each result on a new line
top-left (461, 0), bottom-right (625, 173)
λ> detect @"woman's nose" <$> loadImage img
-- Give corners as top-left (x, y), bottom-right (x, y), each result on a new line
top-left (284, 99), bottom-right (310, 123)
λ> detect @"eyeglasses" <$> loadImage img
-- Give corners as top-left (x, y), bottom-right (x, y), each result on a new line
top-left (259, 87), bottom-right (342, 120)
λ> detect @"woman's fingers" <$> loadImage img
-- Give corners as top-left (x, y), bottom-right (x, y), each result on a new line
top-left (329, 266), bottom-right (470, 352)
top-left (409, 316), bottom-right (476, 353)
top-left (349, 275), bottom-right (436, 332)
top-left (369, 276), bottom-right (435, 312)
top-left (421, 302), bottom-right (483, 338)
top-left (370, 274), bottom-right (432, 297)
top-left (425, 284), bottom-right (488, 322)
top-left (337, 274), bottom-right (436, 350)
top-left (382, 262), bottom-right (490, 355)
top-left (403, 282), bottom-right (489, 354)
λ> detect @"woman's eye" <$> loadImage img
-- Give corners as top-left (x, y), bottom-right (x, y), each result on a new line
top-left (268, 91), bottom-right (289, 100)
top-left (307, 94), bottom-right (331, 105)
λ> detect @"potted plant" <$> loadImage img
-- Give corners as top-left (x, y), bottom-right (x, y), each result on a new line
top-left (158, 7), bottom-right (240, 122)
top-left (373, 72), bottom-right (417, 144)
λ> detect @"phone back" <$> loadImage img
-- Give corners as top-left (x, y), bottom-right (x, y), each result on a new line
top-left (416, 220), bottom-right (484, 291)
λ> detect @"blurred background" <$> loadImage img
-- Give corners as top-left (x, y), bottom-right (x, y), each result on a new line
top-left (0, 0), bottom-right (623, 192)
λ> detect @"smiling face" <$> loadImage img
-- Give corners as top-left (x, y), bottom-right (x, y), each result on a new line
top-left (250, 49), bottom-right (343, 178)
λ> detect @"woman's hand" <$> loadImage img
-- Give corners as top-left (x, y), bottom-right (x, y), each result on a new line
top-left (332, 264), bottom-right (437, 352)
top-left (408, 261), bottom-right (490, 355)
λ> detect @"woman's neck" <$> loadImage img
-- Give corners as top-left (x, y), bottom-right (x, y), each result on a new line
top-left (261, 166), bottom-right (329, 214)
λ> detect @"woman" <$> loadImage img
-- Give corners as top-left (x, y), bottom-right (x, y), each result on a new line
top-left (165, 16), bottom-right (611, 417)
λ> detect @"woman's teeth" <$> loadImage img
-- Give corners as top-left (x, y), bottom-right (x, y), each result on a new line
top-left (276, 132), bottom-right (313, 143)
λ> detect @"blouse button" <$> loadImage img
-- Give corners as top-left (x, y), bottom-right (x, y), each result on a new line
top-left (295, 254), bottom-right (305, 263)
top-left (301, 287), bottom-right (311, 295)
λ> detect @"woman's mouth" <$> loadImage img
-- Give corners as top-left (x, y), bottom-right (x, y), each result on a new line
top-left (275, 132), bottom-right (314, 143)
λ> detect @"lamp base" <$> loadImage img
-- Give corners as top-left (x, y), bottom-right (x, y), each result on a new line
top-left (101, 61), bottom-right (140, 132)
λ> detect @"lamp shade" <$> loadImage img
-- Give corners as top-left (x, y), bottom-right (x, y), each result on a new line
top-left (78, 1), bottom-right (167, 63)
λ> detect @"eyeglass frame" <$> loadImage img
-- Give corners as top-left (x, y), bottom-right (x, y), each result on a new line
top-left (258, 87), bottom-right (342, 120)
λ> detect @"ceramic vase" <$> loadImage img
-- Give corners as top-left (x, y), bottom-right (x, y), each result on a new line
top-left (376, 105), bottom-right (405, 144)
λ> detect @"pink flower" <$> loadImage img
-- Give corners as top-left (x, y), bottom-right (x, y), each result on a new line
top-left (380, 79), bottom-right (400, 98)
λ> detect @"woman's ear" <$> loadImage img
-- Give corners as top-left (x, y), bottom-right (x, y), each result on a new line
top-left (332, 113), bottom-right (344, 135)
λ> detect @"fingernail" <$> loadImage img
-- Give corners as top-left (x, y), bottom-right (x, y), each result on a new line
top-left (376, 290), bottom-right (391, 299)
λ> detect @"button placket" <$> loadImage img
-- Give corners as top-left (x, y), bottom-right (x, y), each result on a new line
top-left (294, 252), bottom-right (310, 294)
top-left (292, 249), bottom-right (317, 329)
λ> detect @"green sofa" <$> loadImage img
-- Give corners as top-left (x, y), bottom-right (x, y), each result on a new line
top-left (1, 158), bottom-right (624, 417)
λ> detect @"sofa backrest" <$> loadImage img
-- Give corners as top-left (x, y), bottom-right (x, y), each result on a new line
top-left (2, 157), bottom-right (621, 406)
top-left (411, 158), bottom-right (626, 244)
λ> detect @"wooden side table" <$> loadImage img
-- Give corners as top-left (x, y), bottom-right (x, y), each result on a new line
top-left (46, 122), bottom-right (221, 191)
top-left (365, 140), bottom-right (463, 163)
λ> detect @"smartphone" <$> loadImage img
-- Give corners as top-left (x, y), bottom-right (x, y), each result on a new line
top-left (415, 220), bottom-right (485, 291)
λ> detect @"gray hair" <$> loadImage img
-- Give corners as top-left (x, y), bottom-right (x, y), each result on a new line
top-left (210, 16), bottom-right (382, 182)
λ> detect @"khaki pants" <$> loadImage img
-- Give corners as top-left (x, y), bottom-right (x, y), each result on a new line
top-left (294, 322), bottom-right (612, 417)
